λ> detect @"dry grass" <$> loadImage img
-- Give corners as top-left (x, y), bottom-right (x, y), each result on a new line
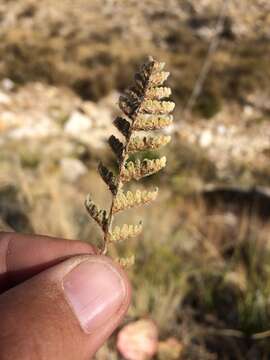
top-left (1, 150), bottom-right (270, 358)
top-left (1, 0), bottom-right (270, 117)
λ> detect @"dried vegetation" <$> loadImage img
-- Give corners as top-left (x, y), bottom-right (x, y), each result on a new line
top-left (85, 58), bottom-right (173, 263)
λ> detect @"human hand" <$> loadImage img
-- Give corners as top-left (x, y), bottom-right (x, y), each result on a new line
top-left (0, 232), bottom-right (131, 359)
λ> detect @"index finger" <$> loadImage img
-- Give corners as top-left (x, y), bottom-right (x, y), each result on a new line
top-left (0, 232), bottom-right (96, 293)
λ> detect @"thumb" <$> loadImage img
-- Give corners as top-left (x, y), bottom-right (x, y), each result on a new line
top-left (0, 254), bottom-right (131, 360)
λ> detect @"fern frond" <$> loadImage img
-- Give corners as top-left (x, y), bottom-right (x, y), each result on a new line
top-left (109, 223), bottom-right (143, 243)
top-left (113, 117), bottom-right (131, 138)
top-left (85, 195), bottom-right (108, 231)
top-left (133, 114), bottom-right (173, 131)
top-left (148, 70), bottom-right (170, 87)
top-left (108, 135), bottom-right (124, 160)
top-left (128, 135), bottom-right (171, 152)
top-left (145, 86), bottom-right (172, 100)
top-left (98, 163), bottom-right (117, 195)
top-left (124, 88), bottom-right (142, 103)
top-left (121, 157), bottom-right (167, 183)
top-left (141, 100), bottom-right (175, 114)
top-left (135, 60), bottom-right (169, 90)
top-left (85, 56), bottom-right (174, 262)
top-left (151, 60), bottom-right (166, 72)
top-left (119, 94), bottom-right (138, 117)
top-left (112, 188), bottom-right (158, 213)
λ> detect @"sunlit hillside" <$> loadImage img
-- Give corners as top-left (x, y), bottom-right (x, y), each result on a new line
top-left (0, 1), bottom-right (270, 358)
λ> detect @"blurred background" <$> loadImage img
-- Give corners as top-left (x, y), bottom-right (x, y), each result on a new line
top-left (0, 0), bottom-right (270, 358)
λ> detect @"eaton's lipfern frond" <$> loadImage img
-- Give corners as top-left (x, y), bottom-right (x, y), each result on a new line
top-left (133, 114), bottom-right (173, 131)
top-left (108, 135), bottom-right (124, 160)
top-left (141, 99), bottom-right (175, 114)
top-left (128, 135), bottom-right (171, 152)
top-left (121, 157), bottom-right (167, 183)
top-left (85, 56), bottom-right (174, 265)
top-left (145, 86), bottom-right (172, 100)
top-left (109, 223), bottom-right (143, 243)
top-left (113, 117), bottom-right (131, 138)
top-left (112, 188), bottom-right (159, 213)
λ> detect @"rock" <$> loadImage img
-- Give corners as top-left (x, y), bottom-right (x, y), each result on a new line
top-left (158, 338), bottom-right (183, 360)
top-left (7, 116), bottom-right (59, 140)
top-left (64, 110), bottom-right (92, 138)
top-left (199, 129), bottom-right (213, 148)
top-left (1, 78), bottom-right (15, 91)
top-left (0, 91), bottom-right (11, 105)
top-left (82, 100), bottom-right (114, 128)
top-left (0, 111), bottom-right (19, 133)
top-left (216, 124), bottom-right (226, 135)
top-left (60, 157), bottom-right (87, 182)
top-left (117, 319), bottom-right (158, 360)
top-left (64, 107), bottom-right (116, 150)
top-left (243, 105), bottom-right (255, 118)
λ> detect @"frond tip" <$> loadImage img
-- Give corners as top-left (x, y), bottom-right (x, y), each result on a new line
top-left (109, 223), bottom-right (143, 242)
top-left (121, 157), bottom-right (167, 183)
top-left (112, 188), bottom-right (158, 213)
top-left (135, 59), bottom-right (169, 91)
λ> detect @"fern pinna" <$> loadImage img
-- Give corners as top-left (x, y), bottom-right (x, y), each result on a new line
top-left (85, 57), bottom-right (174, 266)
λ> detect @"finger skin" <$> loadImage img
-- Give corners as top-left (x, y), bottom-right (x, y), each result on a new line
top-left (0, 255), bottom-right (131, 360)
top-left (0, 232), bottom-right (96, 292)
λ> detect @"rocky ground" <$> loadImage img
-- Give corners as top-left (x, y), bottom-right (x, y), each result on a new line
top-left (1, 0), bottom-right (270, 103)
top-left (0, 0), bottom-right (269, 188)
top-left (0, 79), bottom-right (269, 190)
